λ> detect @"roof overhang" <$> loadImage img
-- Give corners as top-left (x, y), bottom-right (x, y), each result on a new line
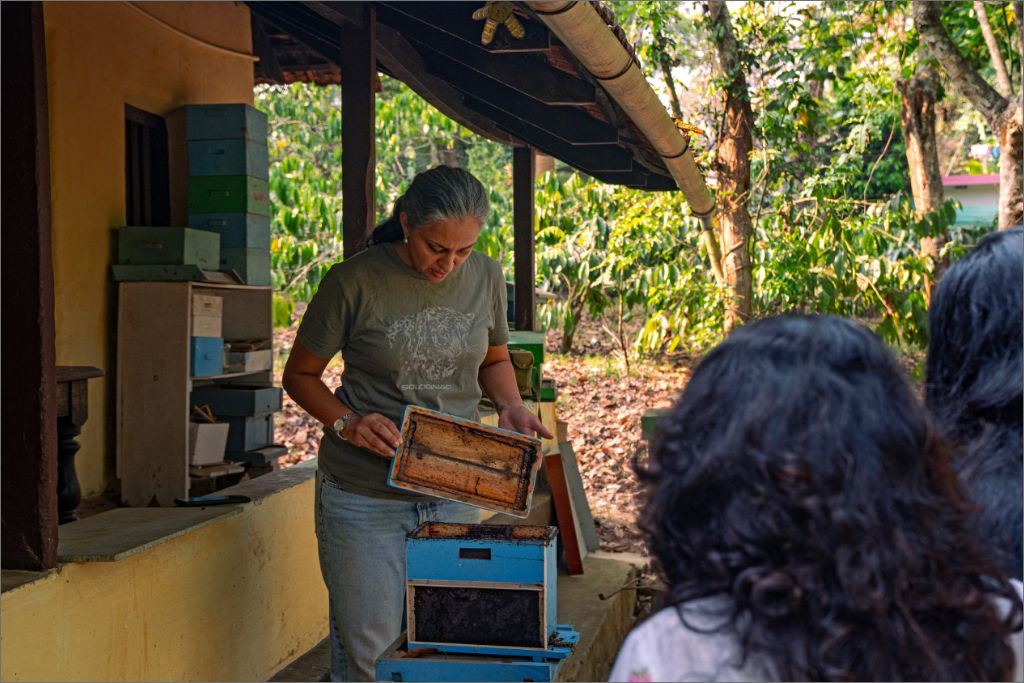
top-left (246, 1), bottom-right (678, 190)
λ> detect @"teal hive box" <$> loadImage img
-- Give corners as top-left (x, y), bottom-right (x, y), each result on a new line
top-left (118, 226), bottom-right (219, 270)
top-left (375, 633), bottom-right (568, 682)
top-left (223, 414), bottom-right (274, 453)
top-left (190, 386), bottom-right (282, 417)
top-left (187, 138), bottom-right (270, 179)
top-left (405, 522), bottom-right (576, 660)
top-left (185, 103), bottom-right (268, 142)
top-left (220, 247), bottom-right (271, 286)
top-left (189, 213), bottom-right (271, 249)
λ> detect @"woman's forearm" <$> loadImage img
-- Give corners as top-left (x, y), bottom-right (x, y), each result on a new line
top-left (479, 358), bottom-right (524, 413)
top-left (282, 371), bottom-right (351, 428)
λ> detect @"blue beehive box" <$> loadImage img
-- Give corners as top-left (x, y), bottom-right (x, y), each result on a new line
top-left (223, 414), bottom-right (274, 453)
top-left (187, 138), bottom-right (270, 179)
top-left (406, 523), bottom-right (574, 660)
top-left (375, 633), bottom-right (566, 682)
top-left (190, 336), bottom-right (223, 377)
top-left (189, 213), bottom-right (271, 249)
top-left (190, 385), bottom-right (282, 417)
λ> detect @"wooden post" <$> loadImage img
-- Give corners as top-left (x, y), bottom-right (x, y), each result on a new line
top-left (341, 3), bottom-right (376, 258)
top-left (1, 1), bottom-right (59, 570)
top-left (513, 146), bottom-right (535, 331)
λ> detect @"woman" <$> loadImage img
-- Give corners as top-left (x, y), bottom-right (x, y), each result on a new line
top-left (612, 315), bottom-right (1022, 682)
top-left (282, 165), bottom-right (552, 681)
top-left (926, 227), bottom-right (1023, 579)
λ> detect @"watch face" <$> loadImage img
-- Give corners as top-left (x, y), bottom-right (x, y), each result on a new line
top-left (332, 417), bottom-right (345, 433)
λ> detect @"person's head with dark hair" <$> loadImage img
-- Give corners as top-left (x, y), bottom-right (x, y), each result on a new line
top-left (640, 314), bottom-right (1020, 681)
top-left (366, 165), bottom-right (490, 283)
top-left (926, 227), bottom-right (1023, 579)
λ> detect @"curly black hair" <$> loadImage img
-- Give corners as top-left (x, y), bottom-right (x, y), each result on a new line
top-left (640, 314), bottom-right (1020, 681)
top-left (926, 227), bottom-right (1023, 579)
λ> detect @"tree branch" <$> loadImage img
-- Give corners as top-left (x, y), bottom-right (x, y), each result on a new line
top-left (974, 0), bottom-right (1014, 97)
top-left (913, 0), bottom-right (1008, 126)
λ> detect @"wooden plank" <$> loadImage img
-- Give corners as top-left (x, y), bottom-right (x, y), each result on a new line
top-left (376, 4), bottom-right (592, 104)
top-left (1, 0), bottom-right (59, 570)
top-left (462, 96), bottom-right (634, 172)
top-left (409, 579), bottom-right (543, 591)
top-left (544, 454), bottom-right (584, 575)
top-left (414, 42), bottom-right (618, 145)
top-left (390, 406), bottom-right (541, 516)
top-left (557, 442), bottom-right (600, 553)
top-left (375, 24), bottom-right (518, 146)
top-left (248, 2), bottom-right (342, 64)
top-left (514, 146), bottom-right (536, 332)
top-left (117, 282), bottom-right (192, 507)
top-left (189, 462), bottom-right (245, 478)
top-left (251, 16), bottom-right (286, 84)
top-left (340, 2), bottom-right (375, 258)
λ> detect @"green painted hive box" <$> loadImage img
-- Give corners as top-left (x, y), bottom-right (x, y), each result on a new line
top-left (641, 408), bottom-right (671, 441)
top-left (188, 176), bottom-right (270, 216)
top-left (507, 330), bottom-right (545, 368)
top-left (118, 226), bottom-right (219, 270)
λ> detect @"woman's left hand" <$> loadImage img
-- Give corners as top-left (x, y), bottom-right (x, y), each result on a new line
top-left (498, 403), bottom-right (554, 440)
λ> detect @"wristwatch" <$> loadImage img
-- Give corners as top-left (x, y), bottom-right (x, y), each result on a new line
top-left (332, 412), bottom-right (358, 440)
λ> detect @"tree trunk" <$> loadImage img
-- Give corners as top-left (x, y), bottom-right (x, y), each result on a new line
top-left (997, 100), bottom-right (1024, 228)
top-left (707, 0), bottom-right (754, 330)
top-left (535, 152), bottom-right (555, 178)
top-left (898, 64), bottom-right (947, 287)
top-left (913, 0), bottom-right (1023, 228)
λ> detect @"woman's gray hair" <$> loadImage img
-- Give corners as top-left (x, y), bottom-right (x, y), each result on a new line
top-left (369, 165), bottom-right (489, 245)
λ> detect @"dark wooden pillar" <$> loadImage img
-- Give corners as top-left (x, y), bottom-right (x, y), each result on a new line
top-left (341, 3), bottom-right (376, 259)
top-left (1, 1), bottom-right (59, 570)
top-left (513, 146), bottom-right (536, 331)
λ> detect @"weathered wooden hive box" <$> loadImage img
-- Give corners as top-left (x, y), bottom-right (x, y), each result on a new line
top-left (405, 522), bottom-right (561, 657)
top-left (388, 406), bottom-right (541, 517)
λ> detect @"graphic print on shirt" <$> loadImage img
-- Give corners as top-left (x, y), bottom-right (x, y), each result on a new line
top-left (386, 307), bottom-right (475, 390)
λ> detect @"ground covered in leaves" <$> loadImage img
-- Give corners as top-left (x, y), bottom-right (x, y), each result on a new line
top-left (273, 313), bottom-right (695, 555)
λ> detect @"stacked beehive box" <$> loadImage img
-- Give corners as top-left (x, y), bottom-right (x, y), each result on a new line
top-left (185, 104), bottom-right (272, 286)
top-left (374, 521), bottom-right (578, 681)
top-left (190, 385), bottom-right (285, 464)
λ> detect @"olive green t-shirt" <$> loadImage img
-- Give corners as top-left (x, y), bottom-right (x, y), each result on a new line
top-left (295, 243), bottom-right (510, 500)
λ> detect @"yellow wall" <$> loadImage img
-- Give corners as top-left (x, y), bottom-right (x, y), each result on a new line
top-left (43, 2), bottom-right (256, 498)
top-left (1, 475), bottom-right (328, 681)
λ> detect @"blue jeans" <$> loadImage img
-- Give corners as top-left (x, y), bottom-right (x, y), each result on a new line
top-left (314, 471), bottom-right (480, 681)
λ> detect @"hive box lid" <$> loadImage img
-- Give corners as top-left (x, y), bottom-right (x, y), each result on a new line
top-left (388, 406), bottom-right (541, 517)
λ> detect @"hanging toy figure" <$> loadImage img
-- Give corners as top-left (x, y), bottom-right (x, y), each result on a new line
top-left (472, 2), bottom-right (525, 45)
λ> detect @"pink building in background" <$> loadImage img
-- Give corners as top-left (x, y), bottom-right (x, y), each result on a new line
top-left (942, 174), bottom-right (999, 226)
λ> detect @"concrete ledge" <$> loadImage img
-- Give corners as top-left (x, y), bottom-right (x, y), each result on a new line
top-left (54, 460), bottom-right (317, 563)
top-left (57, 507), bottom-right (241, 562)
top-left (557, 555), bottom-right (636, 682)
top-left (2, 460), bottom-right (327, 682)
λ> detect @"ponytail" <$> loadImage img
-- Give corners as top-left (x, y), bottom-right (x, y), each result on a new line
top-left (367, 198), bottom-right (404, 246)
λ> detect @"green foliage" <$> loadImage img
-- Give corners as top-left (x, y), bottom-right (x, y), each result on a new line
top-left (259, 2), bottom-right (1002, 365)
top-left (256, 77), bottom-right (513, 309)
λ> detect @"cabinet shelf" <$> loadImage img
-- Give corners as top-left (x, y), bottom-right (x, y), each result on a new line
top-left (117, 281), bottom-right (276, 507)
top-left (191, 369), bottom-right (270, 382)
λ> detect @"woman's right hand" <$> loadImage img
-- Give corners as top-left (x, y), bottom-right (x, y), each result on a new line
top-left (343, 412), bottom-right (402, 459)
